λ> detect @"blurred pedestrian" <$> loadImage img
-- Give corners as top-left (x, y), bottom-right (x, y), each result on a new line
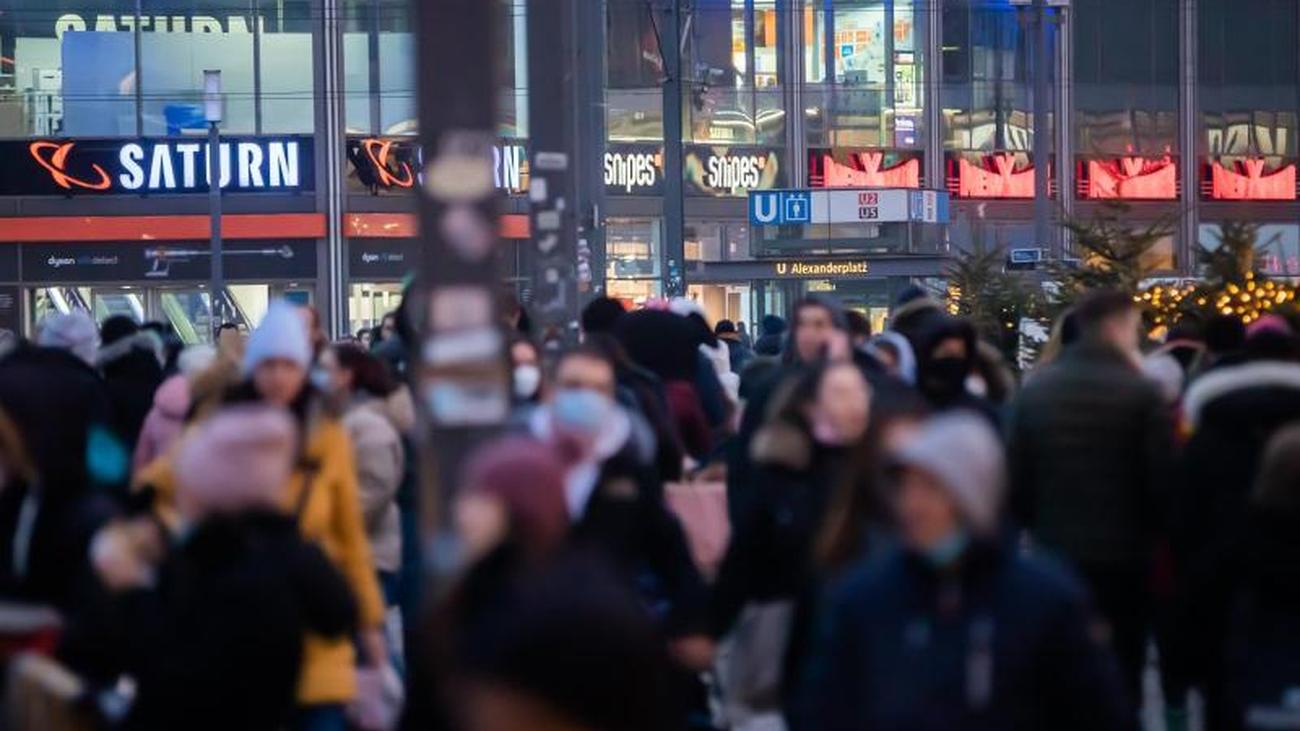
top-left (798, 414), bottom-right (1127, 731)
top-left (736, 321), bottom-right (754, 351)
top-left (711, 362), bottom-right (871, 725)
top-left (754, 314), bottom-right (787, 357)
top-left (509, 336), bottom-right (543, 405)
top-left (845, 310), bottom-right (872, 350)
top-left (97, 316), bottom-right (166, 458)
top-left (0, 313), bottom-right (114, 607)
top-left (136, 301), bottom-right (388, 730)
top-left (1224, 424), bottom-right (1300, 730)
top-left (131, 344), bottom-right (217, 475)
top-left (908, 313), bottom-right (999, 424)
top-left (865, 331), bottom-right (917, 385)
top-left (528, 346), bottom-right (709, 665)
top-left (74, 406), bottom-right (357, 731)
top-left (1006, 289), bottom-right (1170, 708)
top-left (215, 322), bottom-right (246, 366)
top-left (1173, 319), bottom-right (1300, 727)
top-left (322, 344), bottom-right (412, 616)
top-left (715, 319), bottom-right (753, 375)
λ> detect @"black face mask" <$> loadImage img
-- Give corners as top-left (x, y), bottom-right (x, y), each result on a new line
top-left (921, 356), bottom-right (969, 403)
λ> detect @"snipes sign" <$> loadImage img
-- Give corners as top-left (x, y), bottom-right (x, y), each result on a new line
top-left (1, 137), bottom-right (314, 196)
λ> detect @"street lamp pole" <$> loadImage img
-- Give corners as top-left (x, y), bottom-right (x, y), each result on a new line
top-left (204, 70), bottom-right (224, 332)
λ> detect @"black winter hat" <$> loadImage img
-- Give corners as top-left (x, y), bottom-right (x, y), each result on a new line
top-left (100, 314), bottom-right (140, 347)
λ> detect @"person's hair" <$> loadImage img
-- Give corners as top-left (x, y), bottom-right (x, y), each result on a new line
top-left (715, 319), bottom-right (737, 335)
top-left (509, 334), bottom-right (541, 363)
top-left (581, 297), bottom-right (628, 335)
top-left (333, 343), bottom-right (399, 398)
top-left (1073, 289), bottom-right (1136, 336)
top-left (215, 322), bottom-right (240, 340)
top-left (0, 408), bottom-right (35, 486)
top-left (556, 343), bottom-right (618, 379)
top-left (815, 385), bottom-right (929, 572)
top-left (845, 310), bottom-right (872, 341)
top-left (1204, 314), bottom-right (1247, 355)
top-left (356, 329), bottom-right (371, 341)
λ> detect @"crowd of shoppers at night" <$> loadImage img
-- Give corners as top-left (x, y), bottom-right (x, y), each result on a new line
top-left (0, 284), bottom-right (1296, 731)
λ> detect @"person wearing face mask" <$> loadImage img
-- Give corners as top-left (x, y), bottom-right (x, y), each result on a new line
top-left (135, 301), bottom-right (388, 731)
top-left (528, 346), bottom-right (711, 677)
top-left (798, 414), bottom-right (1128, 731)
top-left (1006, 289), bottom-right (1170, 718)
top-left (711, 362), bottom-right (872, 727)
top-left (508, 336), bottom-right (543, 404)
top-left (908, 313), bottom-right (1000, 426)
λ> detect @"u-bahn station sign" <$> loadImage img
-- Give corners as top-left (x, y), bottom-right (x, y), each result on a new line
top-left (747, 187), bottom-right (951, 258)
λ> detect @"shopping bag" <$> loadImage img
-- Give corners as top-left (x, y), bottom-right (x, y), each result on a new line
top-left (665, 469), bottom-right (730, 580)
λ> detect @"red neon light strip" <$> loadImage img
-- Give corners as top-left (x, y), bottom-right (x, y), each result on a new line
top-left (818, 153), bottom-right (921, 189)
top-left (1084, 157), bottom-right (1177, 200)
top-left (1209, 160), bottom-right (1297, 201)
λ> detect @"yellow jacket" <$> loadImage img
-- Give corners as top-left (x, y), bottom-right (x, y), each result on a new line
top-left (136, 412), bottom-right (387, 705)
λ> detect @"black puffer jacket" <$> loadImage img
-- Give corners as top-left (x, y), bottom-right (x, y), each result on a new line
top-left (68, 511), bottom-right (357, 731)
top-left (1007, 340), bottom-right (1171, 565)
top-left (99, 332), bottom-right (165, 454)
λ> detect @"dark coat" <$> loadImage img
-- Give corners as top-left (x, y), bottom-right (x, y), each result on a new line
top-left (0, 344), bottom-right (114, 500)
top-left (68, 511), bottom-right (357, 731)
top-left (722, 337), bottom-right (753, 374)
top-left (99, 333), bottom-right (165, 455)
top-left (1007, 341), bottom-right (1171, 566)
top-left (1226, 509), bottom-right (1300, 730)
top-left (570, 441), bottom-right (708, 638)
top-left (0, 481), bottom-right (114, 610)
top-left (711, 421), bottom-right (848, 700)
top-left (797, 544), bottom-right (1128, 731)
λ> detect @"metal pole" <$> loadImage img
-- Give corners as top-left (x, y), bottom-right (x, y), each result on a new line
top-left (1033, 0), bottom-right (1054, 258)
top-left (528, 0), bottom-right (580, 347)
top-left (411, 0), bottom-right (507, 549)
top-left (661, 0), bottom-right (686, 298)
top-left (208, 121), bottom-right (224, 330)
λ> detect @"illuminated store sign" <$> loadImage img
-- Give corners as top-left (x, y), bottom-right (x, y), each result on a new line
top-left (604, 144), bottom-right (664, 195)
top-left (773, 260), bottom-right (870, 277)
top-left (749, 188), bottom-right (948, 226)
top-left (808, 149), bottom-right (922, 189)
top-left (1078, 156), bottom-right (1178, 200)
top-left (345, 137), bottom-right (529, 195)
top-left (947, 152), bottom-right (1049, 200)
top-left (0, 137), bottom-right (314, 196)
top-left (684, 145), bottom-right (786, 197)
top-left (1205, 158), bottom-right (1298, 201)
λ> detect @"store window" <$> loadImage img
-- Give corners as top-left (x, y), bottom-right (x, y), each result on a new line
top-left (1198, 0), bottom-right (1297, 173)
top-left (1074, 0), bottom-right (1178, 155)
top-left (1200, 224), bottom-right (1300, 277)
top-left (0, 1), bottom-right (316, 138)
top-left (684, 0), bottom-right (784, 146)
top-left (343, 0), bottom-right (525, 137)
top-left (0, 2), bottom-right (140, 136)
top-left (686, 221), bottom-right (751, 262)
top-left (607, 0), bottom-right (664, 142)
top-left (940, 0), bottom-right (1039, 152)
top-left (605, 218), bottom-right (662, 306)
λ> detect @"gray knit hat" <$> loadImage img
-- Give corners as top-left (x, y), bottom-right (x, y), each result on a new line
top-left (893, 413), bottom-right (1006, 535)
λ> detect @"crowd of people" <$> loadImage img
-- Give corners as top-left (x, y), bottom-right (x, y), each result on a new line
top-left (0, 284), bottom-right (1295, 731)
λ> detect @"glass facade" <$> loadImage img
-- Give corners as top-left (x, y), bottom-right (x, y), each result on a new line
top-left (940, 0), bottom-right (1037, 152)
top-left (0, 0), bottom-right (316, 138)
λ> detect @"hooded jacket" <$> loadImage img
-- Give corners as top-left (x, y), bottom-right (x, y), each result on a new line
top-left (797, 543), bottom-right (1128, 731)
top-left (132, 374), bottom-right (191, 476)
top-left (99, 331), bottom-right (166, 454)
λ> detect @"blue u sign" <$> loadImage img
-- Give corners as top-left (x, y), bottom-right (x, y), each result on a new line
top-left (750, 190), bottom-right (812, 225)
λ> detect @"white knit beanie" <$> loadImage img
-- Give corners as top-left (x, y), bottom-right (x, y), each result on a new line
top-left (37, 311), bottom-right (100, 366)
top-left (243, 301), bottom-right (312, 375)
top-left (893, 413), bottom-right (1006, 535)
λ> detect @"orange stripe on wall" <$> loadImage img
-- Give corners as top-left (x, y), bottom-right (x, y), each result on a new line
top-left (343, 213), bottom-right (530, 239)
top-left (0, 213), bottom-right (327, 242)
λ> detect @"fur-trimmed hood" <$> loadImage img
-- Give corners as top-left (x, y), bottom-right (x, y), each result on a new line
top-left (1184, 360), bottom-right (1300, 430)
top-left (97, 330), bottom-right (164, 369)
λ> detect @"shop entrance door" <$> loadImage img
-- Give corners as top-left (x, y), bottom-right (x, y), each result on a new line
top-left (32, 286), bottom-right (147, 326)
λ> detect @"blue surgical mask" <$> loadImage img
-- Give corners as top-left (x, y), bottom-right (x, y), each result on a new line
top-left (551, 388), bottom-right (611, 438)
top-left (923, 529), bottom-right (970, 569)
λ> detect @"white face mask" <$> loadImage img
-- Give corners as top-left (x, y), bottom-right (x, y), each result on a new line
top-left (513, 364), bottom-right (542, 400)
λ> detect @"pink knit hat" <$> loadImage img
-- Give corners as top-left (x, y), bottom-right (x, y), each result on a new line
top-left (174, 405), bottom-right (297, 520)
top-left (1246, 314), bottom-right (1293, 340)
